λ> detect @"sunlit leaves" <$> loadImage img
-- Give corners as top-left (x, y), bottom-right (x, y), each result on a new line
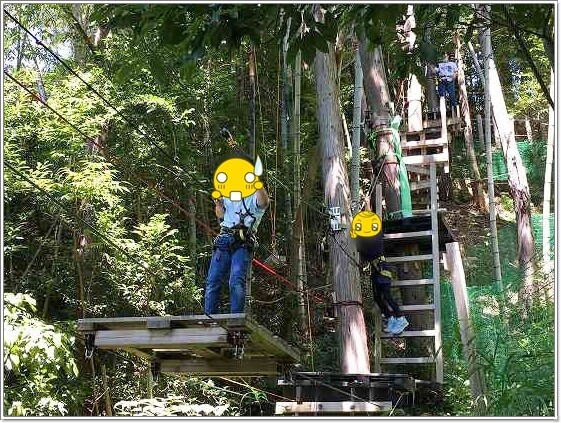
top-left (3, 293), bottom-right (79, 416)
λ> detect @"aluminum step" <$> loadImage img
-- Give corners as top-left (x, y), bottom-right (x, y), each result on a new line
top-left (385, 254), bottom-right (433, 263)
top-left (380, 357), bottom-right (436, 364)
top-left (392, 278), bottom-right (435, 287)
top-left (380, 330), bottom-right (435, 338)
top-left (400, 304), bottom-right (435, 312)
top-left (383, 230), bottom-right (432, 240)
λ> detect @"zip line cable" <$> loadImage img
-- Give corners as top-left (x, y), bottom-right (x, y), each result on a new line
top-left (4, 70), bottom-right (329, 306)
top-left (3, 159), bottom-right (235, 333)
top-left (3, 9), bottom-right (200, 184)
top-left (4, 9), bottom-right (361, 297)
top-left (3, 10), bottom-right (335, 303)
top-left (6, 8), bottom-right (405, 330)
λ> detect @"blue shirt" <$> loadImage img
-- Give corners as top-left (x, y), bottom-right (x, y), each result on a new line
top-left (220, 193), bottom-right (267, 232)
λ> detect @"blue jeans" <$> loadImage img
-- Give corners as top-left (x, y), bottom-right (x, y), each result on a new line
top-left (438, 79), bottom-right (457, 107)
top-left (204, 233), bottom-right (251, 314)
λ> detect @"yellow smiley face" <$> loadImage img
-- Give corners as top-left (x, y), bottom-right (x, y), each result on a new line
top-left (350, 211), bottom-right (382, 238)
top-left (211, 156), bottom-right (264, 202)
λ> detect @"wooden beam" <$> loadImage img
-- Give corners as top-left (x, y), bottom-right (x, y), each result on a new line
top-left (94, 327), bottom-right (229, 350)
top-left (380, 357), bottom-right (435, 364)
top-left (160, 357), bottom-right (280, 376)
top-left (275, 401), bottom-right (392, 414)
top-left (445, 241), bottom-right (487, 413)
top-left (402, 138), bottom-right (447, 148)
top-left (401, 151), bottom-right (449, 165)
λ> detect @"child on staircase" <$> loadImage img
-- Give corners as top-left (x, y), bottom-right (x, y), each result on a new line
top-left (351, 196), bottom-right (410, 335)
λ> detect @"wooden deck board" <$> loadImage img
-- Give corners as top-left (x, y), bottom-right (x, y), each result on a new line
top-left (77, 313), bottom-right (301, 373)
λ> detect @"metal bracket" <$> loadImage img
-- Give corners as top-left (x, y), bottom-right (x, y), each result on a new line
top-left (84, 333), bottom-right (95, 359)
top-left (150, 361), bottom-right (161, 384)
top-left (328, 206), bottom-right (344, 231)
top-left (227, 330), bottom-right (246, 359)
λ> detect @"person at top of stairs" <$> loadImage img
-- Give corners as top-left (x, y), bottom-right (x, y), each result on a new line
top-left (435, 51), bottom-right (458, 113)
top-left (350, 197), bottom-right (410, 335)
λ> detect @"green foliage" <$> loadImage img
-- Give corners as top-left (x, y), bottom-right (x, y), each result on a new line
top-left (3, 293), bottom-right (83, 416)
top-left (101, 213), bottom-right (201, 315)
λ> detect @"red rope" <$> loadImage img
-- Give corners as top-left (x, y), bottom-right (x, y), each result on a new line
top-left (7, 72), bottom-right (329, 306)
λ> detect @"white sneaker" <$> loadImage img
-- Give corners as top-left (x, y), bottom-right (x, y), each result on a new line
top-left (383, 316), bottom-right (397, 332)
top-left (390, 316), bottom-right (409, 335)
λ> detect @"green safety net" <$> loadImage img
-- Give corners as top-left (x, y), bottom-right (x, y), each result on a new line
top-left (440, 213), bottom-right (554, 361)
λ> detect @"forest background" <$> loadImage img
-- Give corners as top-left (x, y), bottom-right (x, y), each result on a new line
top-left (2, 2), bottom-right (556, 417)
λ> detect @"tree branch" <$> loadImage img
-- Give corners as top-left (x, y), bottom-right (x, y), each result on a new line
top-left (502, 5), bottom-right (553, 110)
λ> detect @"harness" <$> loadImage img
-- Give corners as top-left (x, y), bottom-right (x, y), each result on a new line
top-left (214, 197), bottom-right (258, 253)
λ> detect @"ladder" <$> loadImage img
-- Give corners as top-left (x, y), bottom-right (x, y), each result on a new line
top-left (374, 100), bottom-right (451, 384)
top-left (376, 163), bottom-right (443, 383)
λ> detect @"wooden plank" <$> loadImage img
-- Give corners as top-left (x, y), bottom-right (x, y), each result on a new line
top-left (401, 151), bottom-right (449, 165)
top-left (385, 254), bottom-right (433, 263)
top-left (402, 138), bottom-right (447, 149)
top-left (94, 327), bottom-right (229, 350)
top-left (410, 180), bottom-right (431, 191)
top-left (275, 401), bottom-right (392, 414)
top-left (160, 357), bottom-right (279, 376)
top-left (146, 316), bottom-right (171, 329)
top-left (77, 313), bottom-right (248, 331)
top-left (380, 357), bottom-right (435, 364)
top-left (380, 330), bottom-right (435, 338)
top-left (244, 317), bottom-right (301, 361)
top-left (405, 165), bottom-right (430, 175)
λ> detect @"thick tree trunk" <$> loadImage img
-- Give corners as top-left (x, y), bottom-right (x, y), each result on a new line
top-left (359, 40), bottom-right (391, 128)
top-left (478, 4), bottom-right (535, 312)
top-left (455, 33), bottom-right (487, 212)
top-left (314, 12), bottom-right (369, 373)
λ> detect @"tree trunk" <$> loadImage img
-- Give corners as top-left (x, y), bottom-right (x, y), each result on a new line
top-left (291, 50), bottom-right (307, 335)
top-left (479, 4), bottom-right (534, 312)
top-left (247, 44), bottom-right (257, 160)
top-left (542, 67), bottom-right (554, 303)
top-left (454, 33), bottom-right (487, 212)
top-left (314, 5), bottom-right (369, 373)
top-left (482, 7), bottom-right (504, 293)
top-left (524, 117), bottom-right (533, 142)
top-left (351, 44), bottom-right (363, 215)
top-left (359, 40), bottom-right (391, 128)
top-left (281, 18), bottom-right (293, 256)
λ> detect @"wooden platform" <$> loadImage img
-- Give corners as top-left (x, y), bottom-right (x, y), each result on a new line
top-left (77, 313), bottom-right (301, 376)
top-left (276, 372), bottom-right (417, 415)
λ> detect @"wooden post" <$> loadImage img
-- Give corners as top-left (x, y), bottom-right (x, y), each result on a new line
top-left (407, 74), bottom-right (423, 132)
top-left (430, 163), bottom-right (443, 383)
top-left (476, 114), bottom-right (484, 149)
top-left (446, 242), bottom-right (487, 415)
top-left (147, 365), bottom-right (154, 399)
top-left (101, 363), bottom-right (113, 416)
